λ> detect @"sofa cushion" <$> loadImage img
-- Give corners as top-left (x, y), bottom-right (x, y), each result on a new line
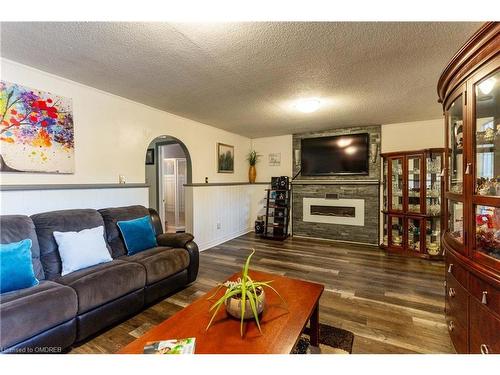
top-left (98, 205), bottom-right (153, 258)
top-left (117, 215), bottom-right (158, 255)
top-left (31, 209), bottom-right (111, 280)
top-left (120, 247), bottom-right (190, 285)
top-left (56, 259), bottom-right (146, 314)
top-left (0, 239), bottom-right (39, 294)
top-left (0, 280), bottom-right (77, 349)
top-left (53, 226), bottom-right (113, 276)
top-left (0, 215), bottom-right (44, 280)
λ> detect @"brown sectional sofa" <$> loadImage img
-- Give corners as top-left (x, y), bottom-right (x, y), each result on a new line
top-left (0, 205), bottom-right (199, 353)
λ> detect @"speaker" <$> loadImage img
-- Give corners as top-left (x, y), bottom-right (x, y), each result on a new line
top-left (275, 191), bottom-right (287, 205)
top-left (254, 220), bottom-right (265, 234)
top-left (277, 176), bottom-right (289, 189)
top-left (274, 207), bottom-right (285, 219)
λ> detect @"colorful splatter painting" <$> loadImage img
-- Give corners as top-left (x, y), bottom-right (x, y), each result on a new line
top-left (0, 81), bottom-right (74, 173)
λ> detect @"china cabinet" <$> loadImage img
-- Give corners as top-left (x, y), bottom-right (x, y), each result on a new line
top-left (438, 22), bottom-right (500, 354)
top-left (380, 148), bottom-right (444, 258)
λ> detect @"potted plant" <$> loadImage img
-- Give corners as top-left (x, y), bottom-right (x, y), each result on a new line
top-left (206, 249), bottom-right (286, 336)
top-left (246, 150), bottom-right (261, 183)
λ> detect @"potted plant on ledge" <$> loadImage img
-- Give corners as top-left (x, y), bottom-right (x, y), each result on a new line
top-left (246, 150), bottom-right (261, 183)
top-left (206, 249), bottom-right (286, 336)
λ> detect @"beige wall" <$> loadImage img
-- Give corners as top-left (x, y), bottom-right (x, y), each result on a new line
top-left (0, 59), bottom-right (251, 185)
top-left (381, 119), bottom-right (444, 153)
top-left (251, 135), bottom-right (293, 182)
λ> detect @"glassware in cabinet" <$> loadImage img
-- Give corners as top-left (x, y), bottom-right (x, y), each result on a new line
top-left (382, 214), bottom-right (388, 246)
top-left (425, 217), bottom-right (441, 256)
top-left (390, 158), bottom-right (404, 211)
top-left (475, 205), bottom-right (500, 261)
top-left (407, 156), bottom-right (422, 213)
top-left (426, 152), bottom-right (442, 216)
top-left (407, 217), bottom-right (422, 252)
top-left (389, 215), bottom-right (404, 248)
top-left (447, 95), bottom-right (464, 195)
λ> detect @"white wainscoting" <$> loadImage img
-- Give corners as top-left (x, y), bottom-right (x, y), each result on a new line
top-left (1, 183), bottom-right (268, 253)
top-left (0, 186), bottom-right (149, 216)
top-left (191, 184), bottom-right (268, 251)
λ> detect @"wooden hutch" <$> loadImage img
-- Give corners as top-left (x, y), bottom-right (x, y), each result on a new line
top-left (438, 22), bottom-right (500, 354)
top-left (381, 148), bottom-right (445, 258)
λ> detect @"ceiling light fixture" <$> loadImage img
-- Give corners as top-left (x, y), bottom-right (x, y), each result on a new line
top-left (478, 77), bottom-right (496, 95)
top-left (294, 98), bottom-right (321, 113)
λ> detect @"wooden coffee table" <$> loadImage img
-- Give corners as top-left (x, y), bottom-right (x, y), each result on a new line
top-left (118, 270), bottom-right (324, 354)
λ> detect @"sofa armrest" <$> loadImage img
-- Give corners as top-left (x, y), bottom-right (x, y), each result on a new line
top-left (156, 233), bottom-right (199, 283)
top-left (156, 233), bottom-right (194, 248)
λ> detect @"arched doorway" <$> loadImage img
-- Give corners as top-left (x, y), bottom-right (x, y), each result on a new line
top-left (145, 135), bottom-right (192, 233)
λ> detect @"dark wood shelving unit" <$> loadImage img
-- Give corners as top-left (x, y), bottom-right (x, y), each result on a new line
top-left (261, 185), bottom-right (291, 240)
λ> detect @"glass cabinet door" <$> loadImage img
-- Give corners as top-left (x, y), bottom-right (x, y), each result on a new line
top-left (448, 200), bottom-right (464, 244)
top-left (426, 152), bottom-right (442, 216)
top-left (473, 69), bottom-right (500, 266)
top-left (407, 155), bottom-right (423, 213)
top-left (389, 215), bottom-right (404, 248)
top-left (407, 217), bottom-right (422, 252)
top-left (475, 205), bottom-right (500, 260)
top-left (390, 157), bottom-right (404, 211)
top-left (383, 159), bottom-right (388, 211)
top-left (382, 214), bottom-right (388, 246)
top-left (425, 217), bottom-right (442, 256)
top-left (474, 70), bottom-right (500, 197)
top-left (447, 95), bottom-right (464, 195)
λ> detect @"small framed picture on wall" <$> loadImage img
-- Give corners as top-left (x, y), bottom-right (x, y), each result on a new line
top-left (269, 152), bottom-right (281, 166)
top-left (145, 148), bottom-right (155, 165)
top-left (217, 143), bottom-right (234, 173)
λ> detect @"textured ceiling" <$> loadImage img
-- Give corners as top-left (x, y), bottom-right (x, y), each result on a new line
top-left (0, 22), bottom-right (482, 138)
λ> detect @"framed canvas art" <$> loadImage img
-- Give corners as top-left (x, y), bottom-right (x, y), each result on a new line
top-left (0, 81), bottom-right (74, 173)
top-left (217, 143), bottom-right (234, 173)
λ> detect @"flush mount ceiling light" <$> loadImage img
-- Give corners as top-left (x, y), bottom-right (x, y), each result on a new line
top-left (294, 98), bottom-right (321, 113)
top-left (478, 77), bottom-right (496, 95)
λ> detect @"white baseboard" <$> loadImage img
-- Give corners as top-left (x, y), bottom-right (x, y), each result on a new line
top-left (198, 227), bottom-right (253, 252)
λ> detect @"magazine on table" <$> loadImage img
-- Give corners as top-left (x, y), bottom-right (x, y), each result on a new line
top-left (143, 337), bottom-right (196, 354)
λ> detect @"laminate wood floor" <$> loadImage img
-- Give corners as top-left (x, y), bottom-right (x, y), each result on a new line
top-left (71, 233), bottom-right (454, 354)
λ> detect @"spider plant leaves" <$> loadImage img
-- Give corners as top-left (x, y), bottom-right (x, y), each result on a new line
top-left (207, 283), bottom-right (225, 300)
top-left (240, 249), bottom-right (255, 336)
top-left (209, 288), bottom-right (241, 312)
top-left (246, 289), bottom-right (262, 333)
top-left (206, 288), bottom-right (242, 331)
top-left (253, 281), bottom-right (287, 309)
top-left (206, 248), bottom-right (287, 336)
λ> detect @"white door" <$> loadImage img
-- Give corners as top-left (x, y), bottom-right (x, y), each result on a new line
top-left (158, 150), bottom-right (187, 232)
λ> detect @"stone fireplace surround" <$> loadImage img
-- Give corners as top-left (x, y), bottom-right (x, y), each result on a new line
top-left (291, 126), bottom-right (381, 245)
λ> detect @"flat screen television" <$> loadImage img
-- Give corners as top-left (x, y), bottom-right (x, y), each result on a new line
top-left (301, 133), bottom-right (369, 176)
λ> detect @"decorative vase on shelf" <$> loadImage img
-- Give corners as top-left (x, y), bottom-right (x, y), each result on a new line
top-left (246, 150), bottom-right (261, 184)
top-left (249, 165), bottom-right (256, 183)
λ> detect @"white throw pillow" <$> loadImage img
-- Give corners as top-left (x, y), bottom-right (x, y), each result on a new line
top-left (53, 226), bottom-right (113, 276)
